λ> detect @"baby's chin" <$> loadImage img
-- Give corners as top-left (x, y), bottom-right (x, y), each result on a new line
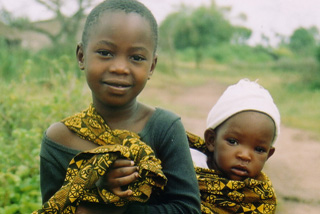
top-left (224, 169), bottom-right (251, 181)
top-left (226, 171), bottom-right (260, 181)
top-left (228, 174), bottom-right (247, 181)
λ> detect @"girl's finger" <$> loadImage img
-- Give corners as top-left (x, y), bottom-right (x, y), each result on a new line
top-left (109, 171), bottom-right (139, 187)
top-left (112, 159), bottom-right (135, 168)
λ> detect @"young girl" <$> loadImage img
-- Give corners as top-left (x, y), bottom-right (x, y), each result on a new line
top-left (189, 79), bottom-right (280, 214)
top-left (37, 0), bottom-right (200, 213)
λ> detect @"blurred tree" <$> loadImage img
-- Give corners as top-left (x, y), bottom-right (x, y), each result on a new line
top-left (289, 27), bottom-right (317, 55)
top-left (159, 11), bottom-right (185, 73)
top-left (1, 0), bottom-right (99, 47)
top-left (275, 32), bottom-right (289, 47)
top-left (230, 12), bottom-right (252, 45)
top-left (308, 26), bottom-right (320, 44)
top-left (261, 33), bottom-right (271, 47)
top-left (231, 26), bottom-right (252, 45)
top-left (316, 45), bottom-right (320, 60)
top-left (160, 0), bottom-right (234, 68)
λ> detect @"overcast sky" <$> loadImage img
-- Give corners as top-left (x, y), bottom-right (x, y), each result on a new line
top-left (1, 0), bottom-right (320, 45)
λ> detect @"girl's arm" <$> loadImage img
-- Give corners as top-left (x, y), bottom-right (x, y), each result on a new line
top-left (124, 117), bottom-right (201, 214)
top-left (93, 117), bottom-right (201, 214)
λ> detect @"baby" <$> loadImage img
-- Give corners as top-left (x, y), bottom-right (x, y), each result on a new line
top-left (189, 79), bottom-right (280, 214)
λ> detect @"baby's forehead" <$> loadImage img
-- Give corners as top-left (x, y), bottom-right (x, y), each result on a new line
top-left (230, 110), bottom-right (274, 122)
top-left (222, 111), bottom-right (276, 137)
top-left (221, 110), bottom-right (275, 129)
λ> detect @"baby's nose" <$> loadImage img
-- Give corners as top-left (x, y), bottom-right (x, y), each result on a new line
top-left (237, 149), bottom-right (252, 163)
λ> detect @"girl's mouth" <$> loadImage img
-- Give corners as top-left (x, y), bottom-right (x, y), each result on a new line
top-left (107, 83), bottom-right (130, 88)
top-left (102, 80), bottom-right (132, 94)
top-left (103, 80), bottom-right (132, 88)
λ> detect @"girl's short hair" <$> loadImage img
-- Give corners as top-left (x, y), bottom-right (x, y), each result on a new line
top-left (82, 0), bottom-right (158, 52)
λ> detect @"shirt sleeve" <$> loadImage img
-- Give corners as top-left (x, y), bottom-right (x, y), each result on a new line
top-left (40, 134), bottom-right (79, 203)
top-left (126, 111), bottom-right (201, 214)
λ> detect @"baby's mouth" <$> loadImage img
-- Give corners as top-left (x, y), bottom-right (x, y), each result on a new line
top-left (231, 165), bottom-right (249, 177)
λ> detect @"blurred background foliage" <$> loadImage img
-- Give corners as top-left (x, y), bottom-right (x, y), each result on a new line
top-left (0, 0), bottom-right (320, 213)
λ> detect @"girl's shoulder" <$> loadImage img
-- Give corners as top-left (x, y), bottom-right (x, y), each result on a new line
top-left (139, 103), bottom-right (180, 122)
top-left (152, 107), bottom-right (181, 123)
top-left (46, 122), bottom-right (98, 151)
top-left (140, 107), bottom-right (182, 139)
top-left (46, 122), bottom-right (72, 145)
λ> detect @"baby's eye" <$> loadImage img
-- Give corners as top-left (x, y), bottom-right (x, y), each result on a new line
top-left (97, 50), bottom-right (113, 57)
top-left (227, 138), bottom-right (238, 145)
top-left (255, 147), bottom-right (267, 153)
top-left (131, 55), bottom-right (146, 62)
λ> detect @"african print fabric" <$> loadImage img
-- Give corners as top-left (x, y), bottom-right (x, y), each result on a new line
top-left (33, 104), bottom-right (167, 214)
top-left (187, 132), bottom-right (277, 214)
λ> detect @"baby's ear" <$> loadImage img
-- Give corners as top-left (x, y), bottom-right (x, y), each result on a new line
top-left (267, 147), bottom-right (275, 159)
top-left (76, 43), bottom-right (85, 70)
top-left (204, 129), bottom-right (216, 152)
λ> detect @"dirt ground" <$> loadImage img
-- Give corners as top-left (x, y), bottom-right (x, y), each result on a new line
top-left (142, 78), bottom-right (320, 214)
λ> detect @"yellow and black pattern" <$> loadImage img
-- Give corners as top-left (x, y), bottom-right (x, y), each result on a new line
top-left (187, 131), bottom-right (208, 154)
top-left (187, 132), bottom-right (277, 214)
top-left (33, 104), bottom-right (167, 214)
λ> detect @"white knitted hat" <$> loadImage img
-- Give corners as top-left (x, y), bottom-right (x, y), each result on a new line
top-left (206, 79), bottom-right (280, 144)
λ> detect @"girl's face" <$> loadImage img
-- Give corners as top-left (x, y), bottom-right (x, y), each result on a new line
top-left (205, 111), bottom-right (275, 181)
top-left (77, 11), bottom-right (157, 109)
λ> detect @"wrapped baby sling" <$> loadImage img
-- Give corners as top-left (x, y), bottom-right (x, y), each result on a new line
top-left (33, 104), bottom-right (167, 214)
top-left (187, 132), bottom-right (277, 214)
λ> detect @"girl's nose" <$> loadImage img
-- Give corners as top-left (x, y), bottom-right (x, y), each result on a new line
top-left (109, 57), bottom-right (130, 74)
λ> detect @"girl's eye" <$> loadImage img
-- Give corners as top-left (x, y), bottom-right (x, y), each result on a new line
top-left (255, 147), bottom-right (267, 153)
top-left (131, 55), bottom-right (146, 62)
top-left (227, 138), bottom-right (238, 145)
top-left (97, 50), bottom-right (113, 57)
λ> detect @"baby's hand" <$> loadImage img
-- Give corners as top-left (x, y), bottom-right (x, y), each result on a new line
top-left (97, 159), bottom-right (139, 197)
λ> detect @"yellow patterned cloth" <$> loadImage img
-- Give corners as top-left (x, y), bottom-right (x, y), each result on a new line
top-left (33, 104), bottom-right (167, 214)
top-left (187, 132), bottom-right (277, 214)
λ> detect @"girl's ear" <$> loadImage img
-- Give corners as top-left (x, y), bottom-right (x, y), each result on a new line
top-left (148, 54), bottom-right (158, 79)
top-left (204, 129), bottom-right (216, 152)
top-left (76, 43), bottom-right (85, 70)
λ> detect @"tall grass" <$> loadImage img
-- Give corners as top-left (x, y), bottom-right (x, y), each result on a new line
top-left (0, 41), bottom-right (90, 213)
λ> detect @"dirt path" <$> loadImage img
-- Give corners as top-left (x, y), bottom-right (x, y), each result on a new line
top-left (142, 78), bottom-right (320, 213)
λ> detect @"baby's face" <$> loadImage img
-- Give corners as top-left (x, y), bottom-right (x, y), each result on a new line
top-left (208, 111), bottom-right (275, 180)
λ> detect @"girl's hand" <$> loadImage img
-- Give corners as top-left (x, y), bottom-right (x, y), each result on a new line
top-left (97, 159), bottom-right (139, 197)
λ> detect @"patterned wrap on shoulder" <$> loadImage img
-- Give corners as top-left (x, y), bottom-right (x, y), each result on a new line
top-left (33, 104), bottom-right (167, 214)
top-left (187, 132), bottom-right (277, 214)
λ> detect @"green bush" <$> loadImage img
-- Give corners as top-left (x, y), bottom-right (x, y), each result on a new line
top-left (0, 73), bottom-right (91, 212)
top-left (0, 38), bottom-right (31, 81)
top-left (175, 44), bottom-right (276, 63)
top-left (0, 83), bottom-right (43, 212)
top-left (0, 42), bottom-right (90, 212)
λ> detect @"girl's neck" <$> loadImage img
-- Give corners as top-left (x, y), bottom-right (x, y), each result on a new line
top-left (94, 99), bottom-right (139, 119)
top-left (93, 100), bottom-right (154, 132)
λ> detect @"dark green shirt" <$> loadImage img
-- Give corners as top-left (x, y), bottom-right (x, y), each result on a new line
top-left (40, 108), bottom-right (201, 214)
